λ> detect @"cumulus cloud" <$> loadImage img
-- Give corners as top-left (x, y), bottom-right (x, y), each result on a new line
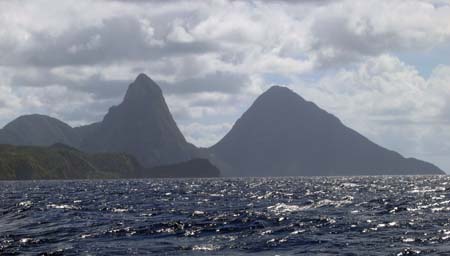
top-left (160, 72), bottom-right (248, 95)
top-left (304, 0), bottom-right (450, 68)
top-left (179, 122), bottom-right (233, 147)
top-left (292, 55), bottom-right (450, 169)
top-left (10, 69), bottom-right (129, 99)
top-left (0, 0), bottom-right (450, 170)
top-left (2, 16), bottom-right (217, 67)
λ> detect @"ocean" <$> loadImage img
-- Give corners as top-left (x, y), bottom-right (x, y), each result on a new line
top-left (1, 176), bottom-right (449, 255)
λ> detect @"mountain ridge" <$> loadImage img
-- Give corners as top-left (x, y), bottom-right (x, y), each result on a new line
top-left (210, 85), bottom-right (444, 176)
top-left (0, 75), bottom-right (443, 177)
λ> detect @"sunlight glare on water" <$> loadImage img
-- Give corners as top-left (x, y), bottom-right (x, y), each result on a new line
top-left (1, 176), bottom-right (449, 255)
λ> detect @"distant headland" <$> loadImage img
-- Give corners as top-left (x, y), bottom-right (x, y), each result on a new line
top-left (0, 74), bottom-right (444, 180)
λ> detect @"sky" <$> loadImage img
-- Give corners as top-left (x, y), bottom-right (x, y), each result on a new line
top-left (0, 0), bottom-right (450, 172)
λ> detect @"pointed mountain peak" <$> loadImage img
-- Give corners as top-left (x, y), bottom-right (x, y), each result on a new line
top-left (135, 73), bottom-right (154, 83)
top-left (81, 73), bottom-right (195, 168)
top-left (124, 73), bottom-right (162, 102)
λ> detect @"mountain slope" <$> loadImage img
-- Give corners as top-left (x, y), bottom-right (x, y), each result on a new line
top-left (210, 86), bottom-right (444, 176)
top-left (0, 143), bottom-right (220, 180)
top-left (0, 114), bottom-right (81, 147)
top-left (80, 74), bottom-right (196, 167)
top-left (73, 122), bottom-right (101, 141)
top-left (0, 143), bottom-right (142, 180)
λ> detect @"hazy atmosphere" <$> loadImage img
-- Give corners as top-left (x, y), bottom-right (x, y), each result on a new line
top-left (1, 0), bottom-right (450, 171)
top-left (3, 1), bottom-right (450, 255)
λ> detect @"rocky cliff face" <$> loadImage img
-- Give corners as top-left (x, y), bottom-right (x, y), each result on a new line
top-left (80, 74), bottom-right (197, 167)
top-left (210, 86), bottom-right (444, 176)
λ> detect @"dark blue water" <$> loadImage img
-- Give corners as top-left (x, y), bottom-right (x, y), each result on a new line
top-left (1, 176), bottom-right (450, 255)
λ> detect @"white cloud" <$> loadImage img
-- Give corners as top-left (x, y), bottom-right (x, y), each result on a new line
top-left (167, 22), bottom-right (194, 43)
top-left (304, 0), bottom-right (450, 67)
top-left (0, 0), bottom-right (450, 170)
top-left (292, 54), bottom-right (450, 169)
top-left (179, 122), bottom-right (233, 147)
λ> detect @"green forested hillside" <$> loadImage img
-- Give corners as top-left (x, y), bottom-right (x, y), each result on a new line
top-left (0, 144), bottom-right (142, 180)
top-left (0, 144), bottom-right (220, 180)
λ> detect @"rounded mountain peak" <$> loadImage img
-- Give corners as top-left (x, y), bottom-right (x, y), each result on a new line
top-left (250, 85), bottom-right (307, 112)
top-left (5, 114), bottom-right (72, 130)
top-left (262, 85), bottom-right (303, 99)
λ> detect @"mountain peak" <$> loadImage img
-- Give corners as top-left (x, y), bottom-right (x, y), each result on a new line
top-left (81, 73), bottom-right (196, 168)
top-left (135, 73), bottom-right (153, 83)
top-left (11, 114), bottom-right (59, 123)
top-left (211, 85), bottom-right (443, 177)
top-left (0, 114), bottom-right (81, 147)
top-left (5, 114), bottom-right (72, 130)
top-left (248, 86), bottom-right (307, 114)
top-left (262, 85), bottom-right (303, 99)
top-left (266, 85), bottom-right (292, 93)
top-left (124, 73), bottom-right (162, 102)
top-left (259, 85), bottom-right (305, 102)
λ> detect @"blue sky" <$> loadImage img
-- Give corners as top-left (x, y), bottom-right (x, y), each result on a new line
top-left (397, 43), bottom-right (450, 78)
top-left (0, 0), bottom-right (449, 171)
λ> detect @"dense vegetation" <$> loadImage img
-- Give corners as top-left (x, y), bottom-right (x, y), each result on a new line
top-left (0, 144), bottom-right (141, 180)
top-left (0, 144), bottom-right (220, 180)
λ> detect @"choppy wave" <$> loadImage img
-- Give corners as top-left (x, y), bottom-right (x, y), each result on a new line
top-left (1, 176), bottom-right (450, 255)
